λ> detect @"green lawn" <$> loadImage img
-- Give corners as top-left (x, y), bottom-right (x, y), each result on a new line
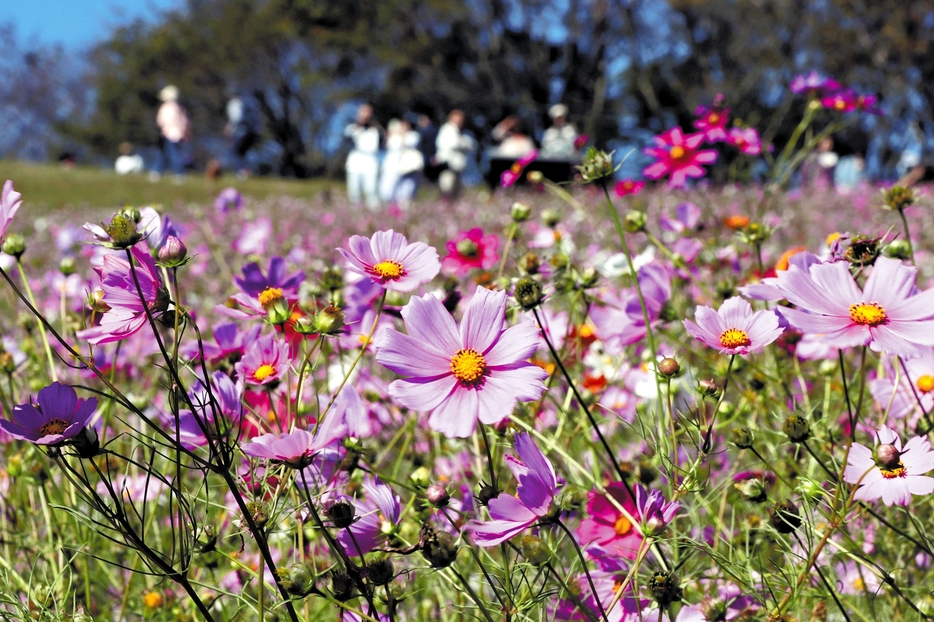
top-left (0, 160), bottom-right (340, 215)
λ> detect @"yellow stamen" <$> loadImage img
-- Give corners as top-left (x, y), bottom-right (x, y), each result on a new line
top-left (371, 259), bottom-right (405, 281)
top-left (143, 591), bottom-right (164, 608)
top-left (826, 232), bottom-right (842, 246)
top-left (851, 578), bottom-right (865, 591)
top-left (669, 145), bottom-right (686, 160)
top-left (708, 112), bottom-right (720, 124)
top-left (849, 302), bottom-right (887, 327)
top-left (450, 348), bottom-right (486, 385)
top-left (614, 514), bottom-right (632, 537)
top-left (719, 327), bottom-right (751, 349)
top-left (39, 418), bottom-right (69, 436)
top-left (918, 375), bottom-right (934, 393)
top-left (880, 463), bottom-right (907, 479)
top-left (253, 364), bottom-right (276, 382)
top-left (258, 287), bottom-right (284, 309)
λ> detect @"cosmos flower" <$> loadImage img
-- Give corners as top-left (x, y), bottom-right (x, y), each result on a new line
top-left (693, 97), bottom-right (731, 142)
top-left (683, 297), bottom-right (783, 355)
top-left (469, 432), bottom-right (558, 546)
top-left (441, 228), bottom-right (499, 276)
top-left (790, 71), bottom-right (840, 97)
top-left (376, 286), bottom-right (548, 438)
top-left (590, 263), bottom-right (671, 354)
top-left (235, 333), bottom-right (290, 386)
top-left (217, 257), bottom-right (304, 320)
top-left (337, 477), bottom-right (402, 555)
top-left (0, 382), bottom-right (97, 445)
top-left (844, 426), bottom-right (934, 506)
top-left (614, 179), bottom-right (645, 197)
top-left (727, 127), bottom-right (762, 155)
top-left (578, 482), bottom-right (642, 560)
top-left (0, 180), bottom-right (23, 243)
top-left (501, 150), bottom-right (538, 187)
top-left (642, 127), bottom-right (718, 188)
top-left (240, 411), bottom-right (347, 469)
top-left (338, 230), bottom-right (440, 293)
top-left (772, 256), bottom-right (934, 358)
top-left (215, 187), bottom-right (243, 212)
top-left (633, 484), bottom-right (680, 536)
top-left (77, 244), bottom-right (169, 345)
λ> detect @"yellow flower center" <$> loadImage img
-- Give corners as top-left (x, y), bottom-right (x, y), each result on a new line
top-left (258, 287), bottom-right (284, 309)
top-left (834, 99), bottom-right (846, 110)
top-left (708, 112), bottom-right (720, 124)
top-left (371, 259), bottom-right (405, 281)
top-left (880, 462), bottom-right (907, 479)
top-left (851, 577), bottom-right (865, 591)
top-left (826, 232), bottom-right (842, 246)
top-left (253, 364), bottom-right (276, 382)
top-left (614, 514), bottom-right (632, 537)
top-left (719, 328), bottom-right (751, 349)
top-left (39, 418), bottom-right (70, 437)
top-left (450, 348), bottom-right (486, 385)
top-left (849, 302), bottom-right (887, 327)
top-left (918, 375), bottom-right (934, 394)
top-left (669, 145), bottom-right (686, 160)
top-left (143, 591), bottom-right (164, 608)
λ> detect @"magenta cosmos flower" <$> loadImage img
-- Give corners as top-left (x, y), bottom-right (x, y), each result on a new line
top-left (241, 412), bottom-right (347, 469)
top-left (441, 228), bottom-right (499, 276)
top-left (501, 150), bottom-right (538, 187)
top-left (844, 426), bottom-right (934, 506)
top-left (235, 333), bottom-right (290, 386)
top-left (728, 127), bottom-right (762, 155)
top-left (772, 256), bottom-right (934, 359)
top-left (0, 382), bottom-right (97, 445)
top-left (634, 484), bottom-right (680, 536)
top-left (614, 179), bottom-right (645, 197)
top-left (578, 482), bottom-right (642, 559)
top-left (77, 244), bottom-right (169, 344)
top-left (339, 230), bottom-right (440, 293)
top-left (693, 97), bottom-right (730, 142)
top-left (683, 297), bottom-right (783, 355)
top-left (469, 432), bottom-right (557, 546)
top-left (790, 71), bottom-right (840, 97)
top-left (642, 127), bottom-right (717, 188)
top-left (0, 180), bottom-right (22, 243)
top-left (376, 286), bottom-right (548, 438)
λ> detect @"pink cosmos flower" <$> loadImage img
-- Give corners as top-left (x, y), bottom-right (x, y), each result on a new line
top-left (0, 382), bottom-right (97, 445)
top-left (727, 127), bottom-right (762, 155)
top-left (469, 432), bottom-right (557, 546)
top-left (870, 347), bottom-right (934, 422)
top-left (642, 127), bottom-right (718, 188)
top-left (578, 482), bottom-right (642, 560)
top-left (694, 97), bottom-right (730, 142)
top-left (0, 180), bottom-right (23, 243)
top-left (614, 179), bottom-right (645, 197)
top-left (772, 256), bottom-right (934, 359)
top-left (338, 230), bottom-right (440, 293)
top-left (77, 244), bottom-right (168, 345)
top-left (376, 286), bottom-right (548, 438)
top-left (683, 297), bottom-right (783, 355)
top-left (235, 333), bottom-right (290, 386)
top-left (633, 484), bottom-right (680, 536)
top-left (790, 71), bottom-right (840, 97)
top-left (501, 150), bottom-right (538, 187)
top-left (821, 89), bottom-right (883, 115)
top-left (590, 263), bottom-right (671, 354)
top-left (241, 412), bottom-right (347, 469)
top-left (844, 426), bottom-right (934, 506)
top-left (441, 228), bottom-right (499, 276)
top-left (215, 187), bottom-right (243, 212)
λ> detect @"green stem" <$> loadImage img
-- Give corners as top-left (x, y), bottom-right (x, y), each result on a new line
top-left (897, 207), bottom-right (916, 265)
top-left (16, 258), bottom-right (58, 381)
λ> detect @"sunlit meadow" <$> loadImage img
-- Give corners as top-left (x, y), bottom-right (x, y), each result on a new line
top-left (2, 75), bottom-right (934, 622)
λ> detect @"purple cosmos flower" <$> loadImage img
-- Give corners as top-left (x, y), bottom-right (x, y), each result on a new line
top-left (590, 263), bottom-right (671, 354)
top-left (469, 432), bottom-right (557, 546)
top-left (790, 71), bottom-right (840, 96)
top-left (683, 297), bottom-right (783, 355)
top-left (0, 180), bottom-right (23, 243)
top-left (180, 322), bottom-right (261, 363)
top-left (338, 230), bottom-right (440, 293)
top-left (870, 347), bottom-right (934, 422)
top-left (376, 286), bottom-right (548, 438)
top-left (171, 371), bottom-right (244, 449)
top-left (215, 187), bottom-right (243, 213)
top-left (772, 256), bottom-right (934, 359)
top-left (633, 484), bottom-right (680, 536)
top-left (727, 127), bottom-right (762, 155)
top-left (844, 426), bottom-right (934, 506)
top-left (336, 477), bottom-right (402, 555)
top-left (77, 244), bottom-right (169, 345)
top-left (0, 382), bottom-right (97, 445)
top-left (235, 333), bottom-right (290, 386)
top-left (241, 411), bottom-right (347, 469)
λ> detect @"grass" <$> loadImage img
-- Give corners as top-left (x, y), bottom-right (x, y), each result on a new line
top-left (0, 160), bottom-right (340, 215)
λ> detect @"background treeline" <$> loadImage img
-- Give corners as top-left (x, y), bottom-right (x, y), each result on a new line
top-left (2, 0), bottom-right (933, 178)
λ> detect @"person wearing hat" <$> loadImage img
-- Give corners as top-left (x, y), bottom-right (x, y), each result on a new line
top-left (541, 104), bottom-right (579, 159)
top-left (157, 85), bottom-right (191, 179)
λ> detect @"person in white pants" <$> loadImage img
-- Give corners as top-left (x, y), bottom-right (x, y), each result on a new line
top-left (435, 110), bottom-right (476, 200)
top-left (345, 104), bottom-right (382, 210)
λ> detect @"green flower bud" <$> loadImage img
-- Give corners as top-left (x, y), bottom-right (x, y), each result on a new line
top-left (314, 304), bottom-right (345, 335)
top-left (768, 500), bottom-right (802, 534)
top-left (2, 233), bottom-right (26, 258)
top-left (541, 209), bottom-right (561, 228)
top-left (292, 315), bottom-right (318, 335)
top-left (577, 266), bottom-right (599, 289)
top-left (514, 276), bottom-right (544, 310)
top-left (265, 298), bottom-right (292, 326)
top-left (519, 535), bottom-right (549, 565)
top-left (278, 563), bottom-right (316, 597)
top-left (881, 185), bottom-right (917, 211)
top-left (510, 202), bottom-right (532, 223)
top-left (731, 427), bottom-right (754, 449)
top-left (576, 148), bottom-right (617, 182)
top-left (698, 378), bottom-right (721, 398)
top-left (59, 257), bottom-right (77, 276)
top-left (157, 235), bottom-right (188, 267)
top-left (321, 267), bottom-right (344, 292)
top-left (410, 466), bottom-right (430, 488)
top-left (104, 212), bottom-right (142, 249)
top-left (657, 357), bottom-right (680, 378)
top-left (783, 415), bottom-right (810, 443)
top-left (733, 477), bottom-right (768, 503)
top-left (88, 289), bottom-right (110, 314)
top-left (245, 501), bottom-right (269, 530)
top-left (519, 252), bottom-right (540, 275)
top-left (884, 239), bottom-right (912, 260)
top-left (649, 571), bottom-right (682, 607)
top-left (0, 352), bottom-right (16, 375)
top-left (623, 210), bottom-right (647, 233)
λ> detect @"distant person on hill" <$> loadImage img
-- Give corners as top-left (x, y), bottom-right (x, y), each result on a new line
top-left (541, 104), bottom-right (579, 159)
top-left (344, 103), bottom-right (382, 210)
top-left (491, 115), bottom-right (536, 158)
top-left (417, 113), bottom-right (441, 183)
top-left (225, 94), bottom-right (260, 178)
top-left (394, 119), bottom-right (424, 209)
top-left (436, 109), bottom-right (476, 199)
top-left (114, 142), bottom-right (144, 175)
top-left (156, 85), bottom-right (190, 181)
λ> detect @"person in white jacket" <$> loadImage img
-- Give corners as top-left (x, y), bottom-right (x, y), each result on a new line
top-left (435, 109), bottom-right (476, 199)
top-left (345, 104), bottom-right (382, 210)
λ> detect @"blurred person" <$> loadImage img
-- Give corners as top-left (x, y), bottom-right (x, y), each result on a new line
top-left (225, 94), bottom-right (260, 178)
top-left (417, 113), bottom-right (441, 182)
top-left (491, 114), bottom-right (536, 158)
top-left (380, 119), bottom-right (406, 203)
top-left (436, 109), bottom-right (476, 199)
top-left (394, 119), bottom-right (424, 209)
top-left (114, 142), bottom-right (144, 175)
top-left (344, 103), bottom-right (382, 210)
top-left (541, 104), bottom-right (579, 159)
top-left (156, 85), bottom-right (190, 180)
top-left (800, 135), bottom-right (836, 188)
top-left (898, 153), bottom-right (934, 186)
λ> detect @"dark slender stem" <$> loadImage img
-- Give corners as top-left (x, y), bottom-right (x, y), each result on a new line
top-left (450, 567), bottom-right (496, 622)
top-left (838, 349), bottom-right (855, 440)
top-left (555, 519), bottom-right (610, 622)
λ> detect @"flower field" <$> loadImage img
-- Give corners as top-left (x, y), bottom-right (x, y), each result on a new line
top-left (2, 85), bottom-right (934, 622)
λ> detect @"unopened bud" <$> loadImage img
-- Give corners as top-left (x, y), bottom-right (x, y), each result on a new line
top-left (157, 235), bottom-right (187, 267)
top-left (657, 357), bottom-right (680, 378)
top-left (279, 563), bottom-right (315, 597)
top-left (698, 378), bottom-right (720, 398)
top-left (768, 500), bottom-right (802, 534)
top-left (882, 185), bottom-right (917, 211)
top-left (875, 443), bottom-right (901, 469)
top-left (265, 298), bottom-right (292, 326)
top-left (104, 212), bottom-right (142, 248)
top-left (731, 427), bottom-right (754, 449)
top-left (526, 170), bottom-right (543, 183)
top-left (59, 257), bottom-right (77, 276)
top-left (330, 571), bottom-right (355, 601)
top-left (367, 558), bottom-right (394, 586)
top-left (511, 202), bottom-right (531, 223)
top-left (519, 535), bottom-right (549, 565)
top-left (576, 148), bottom-right (616, 182)
top-left (623, 210), bottom-right (647, 233)
top-left (422, 531), bottom-right (458, 569)
top-left (649, 571), bottom-right (682, 608)
top-left (410, 466), bottom-right (430, 488)
top-left (1, 233), bottom-right (25, 258)
top-left (73, 426), bottom-right (100, 459)
top-left (293, 315), bottom-right (317, 335)
top-left (514, 276), bottom-right (544, 310)
top-left (321, 267), bottom-right (344, 292)
top-left (477, 484), bottom-right (498, 506)
top-left (885, 239), bottom-right (912, 260)
top-left (325, 500), bottom-right (356, 529)
top-left (783, 415), bottom-right (810, 443)
top-left (541, 209), bottom-right (561, 228)
top-left (519, 252), bottom-right (540, 274)
top-left (88, 289), bottom-right (110, 314)
top-left (0, 352), bottom-right (15, 375)
top-left (245, 501), bottom-right (269, 530)
top-left (426, 483), bottom-right (450, 508)
top-left (314, 304), bottom-right (345, 335)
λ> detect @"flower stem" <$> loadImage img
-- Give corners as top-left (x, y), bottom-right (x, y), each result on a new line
top-left (16, 259), bottom-right (58, 381)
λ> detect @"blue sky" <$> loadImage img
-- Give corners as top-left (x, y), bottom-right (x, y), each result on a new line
top-left (4, 0), bottom-right (182, 49)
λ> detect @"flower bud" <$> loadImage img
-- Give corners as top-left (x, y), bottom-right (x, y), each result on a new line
top-left (576, 148), bottom-right (617, 182)
top-left (157, 235), bottom-right (188, 267)
top-left (0, 352), bottom-right (15, 375)
top-left (541, 209), bottom-right (561, 228)
top-left (426, 483), bottom-right (450, 508)
top-left (265, 298), bottom-right (292, 326)
top-left (292, 315), bottom-right (318, 335)
top-left (329, 570), bottom-right (355, 601)
top-left (731, 427), bottom-right (754, 449)
top-left (623, 210), bottom-right (647, 233)
top-left (657, 357), bottom-right (680, 378)
top-left (1, 233), bottom-right (26, 258)
top-left (733, 478), bottom-right (768, 503)
top-left (875, 443), bottom-right (901, 469)
top-left (844, 235), bottom-right (880, 267)
top-left (456, 238), bottom-right (480, 258)
top-left (698, 378), bottom-right (721, 398)
top-left (422, 531), bottom-right (458, 569)
top-left (73, 426), bottom-right (100, 459)
top-left (104, 212), bottom-right (142, 248)
top-left (314, 304), bottom-right (345, 335)
top-left (519, 535), bottom-right (549, 565)
top-left (882, 185), bottom-right (917, 211)
top-left (477, 483), bottom-right (498, 506)
top-left (649, 571), bottom-right (682, 607)
top-left (279, 563), bottom-right (316, 597)
top-left (410, 466), bottom-right (431, 488)
top-left (795, 477), bottom-right (825, 503)
top-left (519, 252), bottom-right (540, 275)
top-left (59, 257), bottom-right (77, 276)
top-left (514, 276), bottom-right (544, 310)
top-left (526, 170), bottom-right (543, 183)
top-left (783, 415), bottom-right (810, 443)
top-left (884, 239), bottom-right (912, 261)
top-left (577, 266), bottom-right (599, 289)
top-left (550, 253), bottom-right (569, 270)
top-left (325, 500), bottom-right (356, 529)
top-left (510, 202), bottom-right (532, 223)
top-left (245, 501), bottom-right (269, 530)
top-left (367, 558), bottom-right (394, 586)
top-left (321, 267), bottom-right (344, 292)
top-left (768, 500), bottom-right (802, 534)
